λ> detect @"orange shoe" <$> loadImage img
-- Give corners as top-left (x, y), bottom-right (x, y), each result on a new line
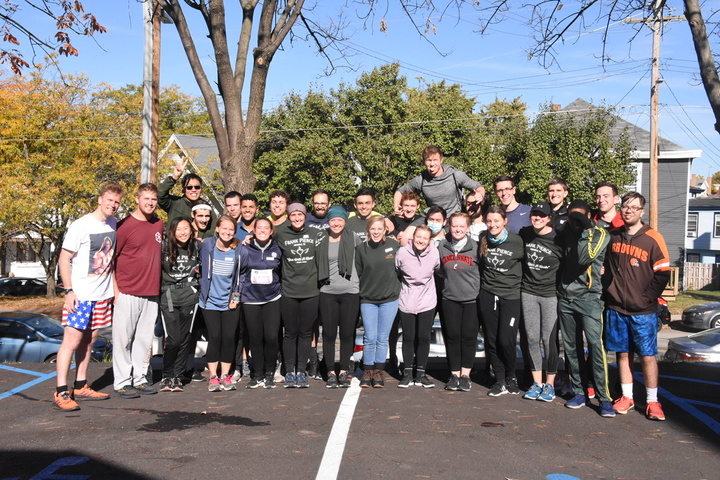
top-left (586, 387), bottom-right (596, 399)
top-left (646, 401), bottom-right (666, 421)
top-left (613, 395), bottom-right (635, 414)
top-left (54, 391), bottom-right (80, 411)
top-left (73, 383), bottom-right (110, 401)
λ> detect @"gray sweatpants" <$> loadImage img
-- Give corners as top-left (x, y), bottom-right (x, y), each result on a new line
top-left (112, 292), bottom-right (159, 390)
top-left (521, 292), bottom-right (559, 374)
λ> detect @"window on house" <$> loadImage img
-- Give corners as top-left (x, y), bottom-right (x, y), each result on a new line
top-left (687, 253), bottom-right (700, 263)
top-left (716, 213), bottom-right (720, 237)
top-left (687, 213), bottom-right (698, 238)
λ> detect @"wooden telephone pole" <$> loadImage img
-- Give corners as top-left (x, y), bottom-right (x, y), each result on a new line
top-left (626, 3), bottom-right (685, 230)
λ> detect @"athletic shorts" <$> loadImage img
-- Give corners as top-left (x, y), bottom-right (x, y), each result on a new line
top-left (62, 299), bottom-right (113, 330)
top-left (604, 309), bottom-right (658, 356)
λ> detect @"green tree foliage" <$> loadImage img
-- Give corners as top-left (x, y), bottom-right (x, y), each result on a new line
top-left (254, 63), bottom-right (635, 214)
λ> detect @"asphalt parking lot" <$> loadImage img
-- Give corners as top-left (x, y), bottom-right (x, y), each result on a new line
top-left (0, 349), bottom-right (718, 480)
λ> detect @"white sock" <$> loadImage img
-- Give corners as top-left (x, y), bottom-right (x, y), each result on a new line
top-left (646, 387), bottom-right (658, 403)
top-left (621, 383), bottom-right (633, 399)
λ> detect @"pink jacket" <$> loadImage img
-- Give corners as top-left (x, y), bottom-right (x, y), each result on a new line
top-left (395, 241), bottom-right (441, 315)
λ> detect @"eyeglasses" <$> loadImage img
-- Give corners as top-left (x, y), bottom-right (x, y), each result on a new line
top-left (495, 187), bottom-right (514, 194)
top-left (620, 205), bottom-right (643, 212)
top-left (185, 185), bottom-right (202, 190)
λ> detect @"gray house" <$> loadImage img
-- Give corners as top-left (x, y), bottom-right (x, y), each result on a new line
top-left (562, 99), bottom-right (701, 266)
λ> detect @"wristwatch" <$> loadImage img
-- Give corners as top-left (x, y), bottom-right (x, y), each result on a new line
top-left (63, 288), bottom-right (74, 294)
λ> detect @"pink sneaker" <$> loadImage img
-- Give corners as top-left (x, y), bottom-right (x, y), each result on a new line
top-left (613, 395), bottom-right (635, 414)
top-left (646, 401), bottom-right (665, 421)
top-left (208, 376), bottom-right (221, 392)
top-left (220, 374), bottom-right (236, 391)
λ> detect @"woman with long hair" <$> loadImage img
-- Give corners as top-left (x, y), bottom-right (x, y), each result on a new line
top-left (317, 206), bottom-right (361, 388)
top-left (519, 202), bottom-right (563, 402)
top-left (199, 215), bottom-right (242, 392)
top-left (438, 213), bottom-right (480, 392)
top-left (395, 225), bottom-right (441, 388)
top-left (238, 217), bottom-right (283, 389)
top-left (356, 215), bottom-right (401, 388)
top-left (159, 217), bottom-right (201, 392)
top-left (479, 206), bottom-right (525, 397)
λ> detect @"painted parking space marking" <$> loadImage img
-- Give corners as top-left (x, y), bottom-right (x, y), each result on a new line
top-left (634, 371), bottom-right (720, 436)
top-left (659, 374), bottom-right (720, 386)
top-left (0, 363), bottom-right (72, 401)
top-left (315, 377), bottom-right (362, 480)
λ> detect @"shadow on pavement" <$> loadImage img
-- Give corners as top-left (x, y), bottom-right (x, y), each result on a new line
top-left (0, 450), bottom-right (151, 479)
top-left (134, 408), bottom-right (271, 433)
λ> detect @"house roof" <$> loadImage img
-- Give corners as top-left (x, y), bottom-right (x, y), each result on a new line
top-left (560, 99), bottom-right (700, 159)
top-left (689, 196), bottom-right (720, 208)
top-left (169, 134), bottom-right (220, 171)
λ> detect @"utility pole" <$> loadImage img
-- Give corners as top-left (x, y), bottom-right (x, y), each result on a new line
top-left (626, 4), bottom-right (685, 230)
top-left (140, 1), bottom-right (170, 184)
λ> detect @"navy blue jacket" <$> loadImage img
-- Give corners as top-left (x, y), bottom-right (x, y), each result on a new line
top-left (238, 239), bottom-right (283, 303)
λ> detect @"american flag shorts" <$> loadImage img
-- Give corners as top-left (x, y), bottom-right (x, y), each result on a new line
top-left (62, 298), bottom-right (113, 330)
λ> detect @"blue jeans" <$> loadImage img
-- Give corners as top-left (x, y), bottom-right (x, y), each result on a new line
top-left (360, 300), bottom-right (399, 367)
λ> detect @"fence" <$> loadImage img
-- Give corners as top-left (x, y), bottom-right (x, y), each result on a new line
top-left (683, 262), bottom-right (720, 291)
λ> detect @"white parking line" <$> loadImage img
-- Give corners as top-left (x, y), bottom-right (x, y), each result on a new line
top-left (315, 378), bottom-right (362, 480)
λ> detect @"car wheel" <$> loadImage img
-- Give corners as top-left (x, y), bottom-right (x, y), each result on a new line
top-left (711, 315), bottom-right (720, 329)
top-left (44, 354), bottom-right (58, 363)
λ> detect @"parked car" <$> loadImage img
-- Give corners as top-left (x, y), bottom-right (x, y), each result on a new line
top-left (0, 311), bottom-right (110, 363)
top-left (680, 302), bottom-right (720, 330)
top-left (664, 327), bottom-right (720, 363)
top-left (0, 277), bottom-right (63, 297)
top-left (352, 318), bottom-right (486, 366)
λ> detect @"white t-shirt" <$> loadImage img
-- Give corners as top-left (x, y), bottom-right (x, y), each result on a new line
top-left (469, 222), bottom-right (487, 242)
top-left (62, 213), bottom-right (117, 301)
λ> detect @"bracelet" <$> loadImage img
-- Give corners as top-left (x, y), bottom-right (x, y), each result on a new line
top-left (63, 288), bottom-right (74, 294)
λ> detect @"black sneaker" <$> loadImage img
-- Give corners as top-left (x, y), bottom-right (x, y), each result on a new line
top-left (171, 377), bottom-right (184, 392)
top-left (326, 373), bottom-right (339, 388)
top-left (506, 378), bottom-right (520, 395)
top-left (338, 372), bottom-right (351, 388)
top-left (414, 375), bottom-right (435, 389)
top-left (264, 374), bottom-right (276, 389)
top-left (159, 377), bottom-right (173, 392)
top-left (116, 385), bottom-right (141, 399)
top-left (398, 371), bottom-right (413, 388)
top-left (191, 371), bottom-right (207, 382)
top-left (135, 383), bottom-right (158, 395)
top-left (246, 375), bottom-right (263, 389)
top-left (445, 374), bottom-right (460, 391)
top-left (488, 382), bottom-right (508, 397)
top-left (307, 360), bottom-right (319, 380)
top-left (458, 375), bottom-right (472, 392)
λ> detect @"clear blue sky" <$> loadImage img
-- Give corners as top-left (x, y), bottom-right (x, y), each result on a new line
top-left (9, 0), bottom-right (720, 178)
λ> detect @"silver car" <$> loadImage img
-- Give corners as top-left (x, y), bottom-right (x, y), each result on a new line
top-left (664, 327), bottom-right (720, 363)
top-left (681, 303), bottom-right (720, 331)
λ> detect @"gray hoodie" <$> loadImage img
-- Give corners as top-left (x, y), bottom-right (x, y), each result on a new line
top-left (438, 237), bottom-right (481, 303)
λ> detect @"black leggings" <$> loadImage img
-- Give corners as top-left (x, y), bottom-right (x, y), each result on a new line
top-left (281, 296), bottom-right (319, 372)
top-left (399, 309), bottom-right (435, 371)
top-left (441, 299), bottom-right (479, 371)
top-left (243, 299), bottom-right (282, 375)
top-left (479, 289), bottom-right (521, 384)
top-left (160, 304), bottom-right (195, 378)
top-left (202, 308), bottom-right (240, 364)
top-left (319, 292), bottom-right (359, 372)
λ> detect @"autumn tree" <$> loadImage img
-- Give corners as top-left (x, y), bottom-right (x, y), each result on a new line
top-left (0, 61), bottom-right (209, 296)
top-left (0, 0), bottom-right (106, 74)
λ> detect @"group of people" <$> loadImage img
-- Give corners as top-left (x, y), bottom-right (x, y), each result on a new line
top-left (53, 145), bottom-right (670, 423)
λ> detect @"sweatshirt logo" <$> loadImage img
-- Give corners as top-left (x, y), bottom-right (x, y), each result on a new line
top-left (612, 242), bottom-right (649, 262)
top-left (292, 246), bottom-right (309, 256)
top-left (629, 258), bottom-right (640, 267)
top-left (528, 251), bottom-right (544, 263)
top-left (488, 255), bottom-right (504, 268)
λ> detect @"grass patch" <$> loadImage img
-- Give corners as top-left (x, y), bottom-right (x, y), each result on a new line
top-left (667, 290), bottom-right (720, 315)
top-left (0, 295), bottom-right (64, 317)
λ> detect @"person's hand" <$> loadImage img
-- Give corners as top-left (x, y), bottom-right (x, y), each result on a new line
top-left (229, 299), bottom-right (239, 310)
top-left (474, 186), bottom-right (486, 202)
top-left (569, 211), bottom-right (592, 230)
top-left (393, 203), bottom-right (402, 216)
top-left (172, 158), bottom-right (189, 180)
top-left (64, 291), bottom-right (78, 314)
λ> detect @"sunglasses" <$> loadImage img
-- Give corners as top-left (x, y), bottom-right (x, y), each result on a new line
top-left (185, 185), bottom-right (202, 190)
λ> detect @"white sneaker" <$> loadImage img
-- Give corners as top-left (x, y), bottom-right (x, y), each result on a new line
top-left (231, 371), bottom-right (242, 384)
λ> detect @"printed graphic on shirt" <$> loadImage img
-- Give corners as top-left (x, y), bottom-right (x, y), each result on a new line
top-left (89, 233), bottom-right (116, 276)
top-left (212, 255), bottom-right (236, 277)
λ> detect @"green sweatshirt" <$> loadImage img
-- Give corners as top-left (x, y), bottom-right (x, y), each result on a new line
top-left (355, 238), bottom-right (401, 304)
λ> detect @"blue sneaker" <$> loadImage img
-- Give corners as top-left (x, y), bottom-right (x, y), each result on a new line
top-left (565, 394), bottom-right (586, 409)
top-left (284, 372), bottom-right (297, 388)
top-left (538, 383), bottom-right (556, 402)
top-left (600, 401), bottom-right (616, 418)
top-left (523, 382), bottom-right (542, 400)
top-left (296, 372), bottom-right (310, 388)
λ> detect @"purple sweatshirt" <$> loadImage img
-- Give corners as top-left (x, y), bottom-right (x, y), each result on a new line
top-left (395, 241), bottom-right (441, 315)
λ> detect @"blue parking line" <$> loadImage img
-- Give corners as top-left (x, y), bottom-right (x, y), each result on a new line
top-left (634, 372), bottom-right (720, 436)
top-left (659, 374), bottom-right (720, 386)
top-left (685, 399), bottom-right (720, 410)
top-left (0, 364), bottom-right (49, 377)
top-left (0, 364), bottom-right (74, 401)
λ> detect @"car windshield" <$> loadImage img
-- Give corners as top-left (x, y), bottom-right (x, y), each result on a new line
top-left (20, 315), bottom-right (64, 337)
top-left (688, 329), bottom-right (720, 347)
